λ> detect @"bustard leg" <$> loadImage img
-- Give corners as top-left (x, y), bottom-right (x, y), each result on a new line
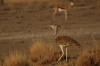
top-left (66, 47), bottom-right (68, 62)
top-left (58, 45), bottom-right (64, 61)
top-left (65, 11), bottom-right (67, 20)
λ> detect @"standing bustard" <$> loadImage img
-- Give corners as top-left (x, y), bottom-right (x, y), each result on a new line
top-left (53, 0), bottom-right (74, 20)
top-left (49, 24), bottom-right (80, 62)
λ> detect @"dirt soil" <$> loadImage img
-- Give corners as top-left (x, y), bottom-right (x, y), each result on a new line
top-left (0, 4), bottom-right (100, 65)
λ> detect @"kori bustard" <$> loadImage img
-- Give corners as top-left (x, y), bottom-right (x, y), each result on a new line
top-left (49, 24), bottom-right (80, 62)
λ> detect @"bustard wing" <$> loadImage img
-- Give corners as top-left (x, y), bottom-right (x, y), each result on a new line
top-left (56, 36), bottom-right (80, 46)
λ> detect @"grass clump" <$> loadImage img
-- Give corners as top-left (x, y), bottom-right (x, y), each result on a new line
top-left (76, 44), bottom-right (100, 66)
top-left (3, 50), bottom-right (29, 66)
top-left (29, 40), bottom-right (59, 65)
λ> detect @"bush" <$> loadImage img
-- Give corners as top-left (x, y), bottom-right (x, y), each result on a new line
top-left (29, 40), bottom-right (59, 65)
top-left (3, 51), bottom-right (29, 66)
top-left (76, 44), bottom-right (100, 66)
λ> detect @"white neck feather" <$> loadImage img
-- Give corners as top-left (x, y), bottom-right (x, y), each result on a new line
top-left (49, 25), bottom-right (59, 37)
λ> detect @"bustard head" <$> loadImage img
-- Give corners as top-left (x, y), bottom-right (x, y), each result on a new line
top-left (49, 24), bottom-right (60, 37)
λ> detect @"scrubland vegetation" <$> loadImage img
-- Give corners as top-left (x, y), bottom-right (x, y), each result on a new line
top-left (0, 0), bottom-right (100, 66)
top-left (3, 51), bottom-right (28, 66)
top-left (1, 39), bottom-right (100, 66)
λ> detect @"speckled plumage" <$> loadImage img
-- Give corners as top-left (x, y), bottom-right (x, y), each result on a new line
top-left (56, 36), bottom-right (80, 47)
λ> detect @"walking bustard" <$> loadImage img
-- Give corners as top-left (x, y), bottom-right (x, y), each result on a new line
top-left (49, 24), bottom-right (80, 62)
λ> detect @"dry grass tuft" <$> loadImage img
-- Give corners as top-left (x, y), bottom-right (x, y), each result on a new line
top-left (66, 60), bottom-right (76, 66)
top-left (29, 40), bottom-right (59, 65)
top-left (3, 50), bottom-right (29, 66)
top-left (76, 44), bottom-right (100, 66)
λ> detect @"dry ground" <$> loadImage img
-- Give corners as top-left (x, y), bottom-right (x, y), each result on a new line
top-left (0, 1), bottom-right (100, 66)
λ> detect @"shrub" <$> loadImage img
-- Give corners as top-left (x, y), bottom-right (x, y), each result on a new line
top-left (29, 40), bottom-right (59, 65)
top-left (3, 50), bottom-right (29, 66)
top-left (76, 44), bottom-right (100, 66)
